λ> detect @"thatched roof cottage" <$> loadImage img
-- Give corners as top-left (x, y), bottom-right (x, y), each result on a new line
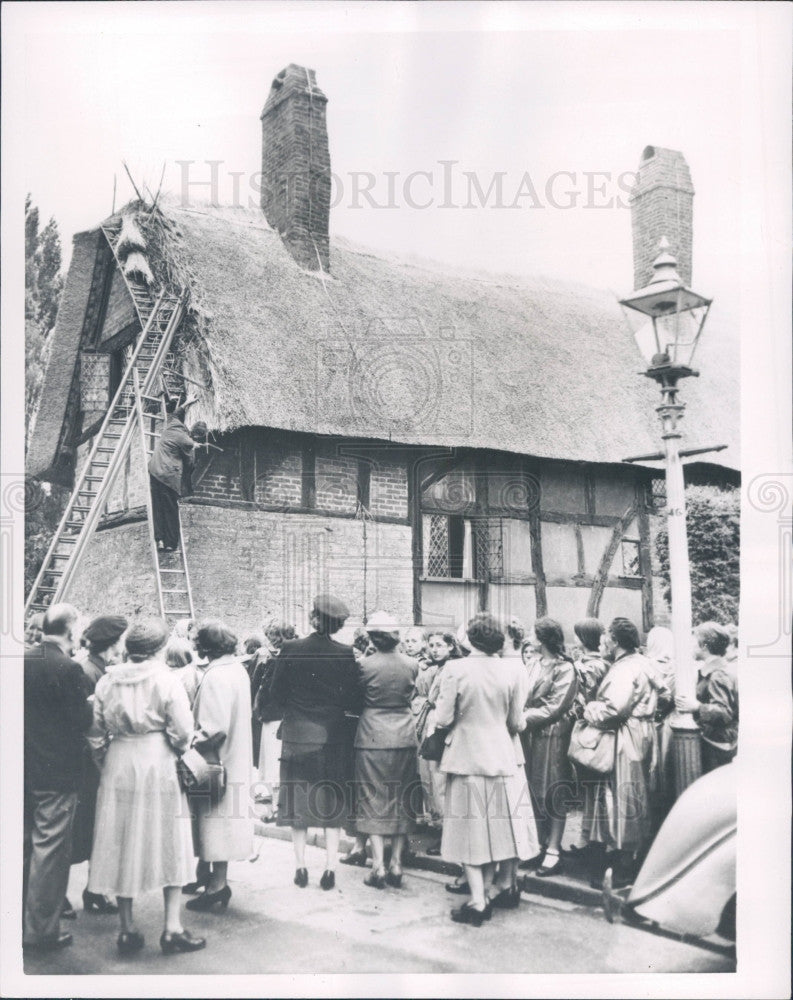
top-left (27, 65), bottom-right (739, 635)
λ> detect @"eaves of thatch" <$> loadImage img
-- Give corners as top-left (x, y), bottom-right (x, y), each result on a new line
top-left (27, 198), bottom-right (739, 480)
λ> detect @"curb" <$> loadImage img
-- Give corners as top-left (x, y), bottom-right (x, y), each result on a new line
top-left (253, 821), bottom-right (602, 907)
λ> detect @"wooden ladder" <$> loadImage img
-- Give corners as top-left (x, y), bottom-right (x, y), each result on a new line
top-left (25, 290), bottom-right (187, 617)
top-left (132, 369), bottom-right (196, 626)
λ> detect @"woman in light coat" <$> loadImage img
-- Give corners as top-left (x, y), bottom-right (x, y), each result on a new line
top-left (436, 613), bottom-right (539, 926)
top-left (582, 617), bottom-right (658, 888)
top-left (186, 620), bottom-right (254, 913)
top-left (87, 619), bottom-right (205, 955)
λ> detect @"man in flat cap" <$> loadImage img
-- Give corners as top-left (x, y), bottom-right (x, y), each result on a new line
top-left (68, 615), bottom-right (128, 915)
top-left (148, 394), bottom-right (198, 552)
top-left (24, 604), bottom-right (93, 951)
top-left (270, 594), bottom-right (361, 888)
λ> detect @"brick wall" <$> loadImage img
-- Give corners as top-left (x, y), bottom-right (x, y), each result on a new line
top-left (370, 461), bottom-right (408, 519)
top-left (255, 446), bottom-right (302, 507)
top-left (260, 64), bottom-right (331, 272)
top-left (192, 438), bottom-right (244, 502)
top-left (316, 453), bottom-right (358, 514)
top-left (64, 505), bottom-right (414, 633)
top-left (67, 520), bottom-right (159, 616)
top-left (101, 268), bottom-right (138, 343)
top-left (630, 146), bottom-right (694, 290)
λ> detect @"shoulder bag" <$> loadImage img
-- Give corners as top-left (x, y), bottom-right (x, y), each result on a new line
top-left (176, 665), bottom-right (227, 803)
top-left (567, 718), bottom-right (616, 775)
top-left (419, 724), bottom-right (452, 763)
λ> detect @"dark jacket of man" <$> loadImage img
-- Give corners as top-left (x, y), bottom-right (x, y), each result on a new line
top-left (24, 640), bottom-right (94, 791)
top-left (148, 413), bottom-right (195, 496)
top-left (271, 632), bottom-right (360, 745)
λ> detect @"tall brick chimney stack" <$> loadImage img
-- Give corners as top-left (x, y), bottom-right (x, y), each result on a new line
top-left (630, 146), bottom-right (694, 290)
top-left (260, 64), bottom-right (331, 272)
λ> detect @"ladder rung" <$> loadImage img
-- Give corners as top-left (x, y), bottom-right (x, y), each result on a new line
top-left (72, 504), bottom-right (94, 512)
top-left (159, 568), bottom-right (186, 573)
top-left (162, 588), bottom-right (189, 595)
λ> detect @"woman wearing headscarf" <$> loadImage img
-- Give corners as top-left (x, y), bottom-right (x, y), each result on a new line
top-left (520, 617), bottom-right (578, 878)
top-left (564, 618), bottom-right (608, 860)
top-left (87, 619), bottom-right (205, 955)
top-left (68, 615), bottom-right (128, 917)
top-left (418, 630), bottom-right (461, 854)
top-left (582, 617), bottom-right (658, 888)
top-left (436, 614), bottom-right (538, 925)
top-left (354, 613), bottom-right (421, 889)
top-left (186, 620), bottom-right (253, 913)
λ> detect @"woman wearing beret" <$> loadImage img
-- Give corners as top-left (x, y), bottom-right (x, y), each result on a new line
top-left (87, 619), bottom-right (205, 955)
top-left (186, 620), bottom-right (254, 913)
top-left (354, 613), bottom-right (420, 889)
top-left (69, 615), bottom-right (128, 917)
top-left (271, 593), bottom-right (360, 890)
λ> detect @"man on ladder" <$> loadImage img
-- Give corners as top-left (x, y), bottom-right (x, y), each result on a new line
top-left (148, 392), bottom-right (202, 551)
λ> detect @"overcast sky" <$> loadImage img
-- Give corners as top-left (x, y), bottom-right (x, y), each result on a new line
top-left (10, 1), bottom-right (774, 311)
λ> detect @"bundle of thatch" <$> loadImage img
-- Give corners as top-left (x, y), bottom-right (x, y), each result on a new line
top-left (123, 252), bottom-right (155, 285)
top-left (116, 213), bottom-right (147, 258)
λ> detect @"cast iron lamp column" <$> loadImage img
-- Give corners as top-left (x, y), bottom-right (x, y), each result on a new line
top-left (620, 239), bottom-right (712, 797)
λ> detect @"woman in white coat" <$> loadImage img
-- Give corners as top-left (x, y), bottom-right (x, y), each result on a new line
top-left (186, 621), bottom-right (254, 913)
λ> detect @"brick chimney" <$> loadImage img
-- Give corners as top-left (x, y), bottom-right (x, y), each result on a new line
top-left (630, 146), bottom-right (694, 290)
top-left (260, 64), bottom-right (331, 272)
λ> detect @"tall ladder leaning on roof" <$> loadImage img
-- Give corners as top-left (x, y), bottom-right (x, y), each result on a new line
top-left (24, 218), bottom-right (188, 619)
top-left (131, 367), bottom-right (195, 626)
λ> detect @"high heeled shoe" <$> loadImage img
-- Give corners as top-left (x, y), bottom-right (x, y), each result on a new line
top-left (181, 878), bottom-right (210, 895)
top-left (450, 901), bottom-right (492, 927)
top-left (184, 884), bottom-right (231, 912)
top-left (294, 867), bottom-right (308, 888)
top-left (83, 889), bottom-right (119, 914)
top-left (319, 870), bottom-right (335, 891)
top-left (117, 931), bottom-right (144, 955)
top-left (385, 867), bottom-right (403, 888)
top-left (535, 851), bottom-right (563, 878)
top-left (339, 850), bottom-right (368, 867)
top-left (489, 885), bottom-right (521, 909)
top-left (445, 880), bottom-right (470, 895)
top-left (160, 929), bottom-right (206, 954)
top-left (363, 870), bottom-right (386, 889)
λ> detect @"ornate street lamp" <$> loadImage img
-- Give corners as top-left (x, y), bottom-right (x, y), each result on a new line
top-left (620, 238), bottom-right (712, 796)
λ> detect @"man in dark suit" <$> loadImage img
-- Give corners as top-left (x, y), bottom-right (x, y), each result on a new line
top-left (23, 604), bottom-right (93, 951)
top-left (270, 594), bottom-right (360, 889)
top-left (148, 394), bottom-right (198, 551)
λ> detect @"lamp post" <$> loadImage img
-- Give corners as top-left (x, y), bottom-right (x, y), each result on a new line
top-left (620, 238), bottom-right (712, 797)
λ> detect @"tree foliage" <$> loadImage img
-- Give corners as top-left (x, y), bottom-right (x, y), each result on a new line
top-left (655, 484), bottom-right (740, 626)
top-left (25, 195), bottom-right (68, 596)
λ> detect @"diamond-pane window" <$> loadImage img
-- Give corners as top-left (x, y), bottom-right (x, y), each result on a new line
top-left (426, 514), bottom-right (450, 577)
top-left (473, 517), bottom-right (504, 581)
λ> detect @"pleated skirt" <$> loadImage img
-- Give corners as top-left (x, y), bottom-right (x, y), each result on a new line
top-left (354, 747), bottom-right (421, 835)
top-left (441, 769), bottom-right (540, 866)
top-left (88, 732), bottom-right (193, 897)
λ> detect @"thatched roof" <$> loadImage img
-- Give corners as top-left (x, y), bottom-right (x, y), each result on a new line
top-left (28, 197), bottom-right (739, 480)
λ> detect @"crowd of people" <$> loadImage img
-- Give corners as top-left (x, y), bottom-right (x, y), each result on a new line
top-left (23, 596), bottom-right (739, 951)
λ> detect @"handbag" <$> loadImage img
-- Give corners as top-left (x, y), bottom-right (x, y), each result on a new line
top-left (176, 740), bottom-right (227, 803)
top-left (414, 698), bottom-right (433, 742)
top-left (419, 725), bottom-right (452, 763)
top-left (567, 718), bottom-right (616, 775)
